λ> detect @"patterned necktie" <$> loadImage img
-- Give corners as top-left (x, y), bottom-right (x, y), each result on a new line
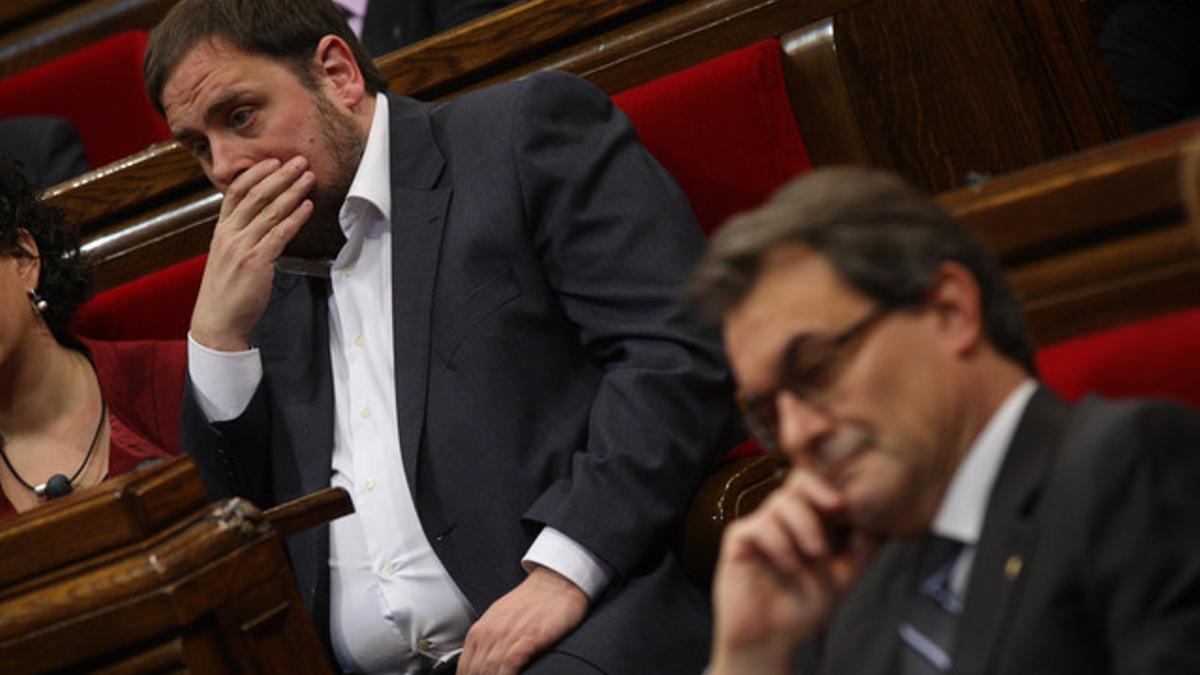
top-left (898, 535), bottom-right (965, 674)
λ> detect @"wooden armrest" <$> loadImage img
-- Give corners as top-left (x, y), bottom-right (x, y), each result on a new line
top-left (681, 453), bottom-right (788, 587)
top-left (262, 488), bottom-right (355, 539)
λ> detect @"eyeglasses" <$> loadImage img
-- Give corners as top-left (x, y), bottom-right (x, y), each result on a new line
top-left (737, 305), bottom-right (891, 453)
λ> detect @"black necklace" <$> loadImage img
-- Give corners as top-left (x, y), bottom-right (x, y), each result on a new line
top-left (0, 390), bottom-right (107, 499)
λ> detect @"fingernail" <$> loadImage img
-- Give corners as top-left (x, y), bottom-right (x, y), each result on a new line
top-left (292, 156), bottom-right (307, 169)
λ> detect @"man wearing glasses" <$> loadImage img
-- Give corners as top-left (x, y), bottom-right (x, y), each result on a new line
top-left (690, 167), bottom-right (1200, 674)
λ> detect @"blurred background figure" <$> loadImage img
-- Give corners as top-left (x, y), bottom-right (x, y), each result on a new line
top-left (1098, 0), bottom-right (1200, 133)
top-left (334, 0), bottom-right (520, 56)
top-left (0, 117), bottom-right (88, 189)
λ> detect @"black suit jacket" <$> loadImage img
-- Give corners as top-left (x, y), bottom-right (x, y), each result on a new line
top-left (0, 117), bottom-right (88, 189)
top-left (181, 71), bottom-right (734, 673)
top-left (822, 387), bottom-right (1200, 674)
top-left (360, 0), bottom-right (516, 55)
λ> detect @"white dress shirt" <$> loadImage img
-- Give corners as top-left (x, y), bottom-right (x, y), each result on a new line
top-left (929, 379), bottom-right (1037, 600)
top-left (188, 94), bottom-right (609, 674)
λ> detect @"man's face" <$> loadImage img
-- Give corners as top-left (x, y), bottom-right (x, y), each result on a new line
top-left (723, 245), bottom-right (962, 538)
top-left (161, 38), bottom-right (364, 257)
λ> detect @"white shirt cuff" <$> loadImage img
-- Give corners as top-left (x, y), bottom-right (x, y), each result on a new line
top-left (187, 332), bottom-right (263, 423)
top-left (522, 527), bottom-right (612, 601)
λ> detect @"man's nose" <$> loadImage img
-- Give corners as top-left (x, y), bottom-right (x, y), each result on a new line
top-left (208, 137), bottom-right (253, 192)
top-left (775, 391), bottom-right (835, 465)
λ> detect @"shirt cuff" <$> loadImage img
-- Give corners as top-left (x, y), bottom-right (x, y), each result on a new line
top-left (187, 332), bottom-right (263, 423)
top-left (522, 527), bottom-right (613, 601)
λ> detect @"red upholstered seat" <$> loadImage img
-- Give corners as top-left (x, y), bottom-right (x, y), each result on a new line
top-left (613, 39), bottom-right (812, 236)
top-left (72, 255), bottom-right (206, 341)
top-left (0, 30), bottom-right (170, 169)
top-left (1037, 307), bottom-right (1200, 410)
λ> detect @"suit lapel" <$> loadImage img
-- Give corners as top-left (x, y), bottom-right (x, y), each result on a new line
top-left (385, 94), bottom-right (450, 494)
top-left (952, 387), bottom-right (1068, 674)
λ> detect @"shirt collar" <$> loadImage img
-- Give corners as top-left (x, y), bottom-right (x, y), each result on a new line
top-left (334, 0), bottom-right (367, 19)
top-left (340, 92), bottom-right (391, 235)
top-left (931, 379), bottom-right (1037, 545)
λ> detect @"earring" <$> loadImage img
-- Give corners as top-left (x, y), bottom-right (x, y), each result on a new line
top-left (27, 289), bottom-right (48, 314)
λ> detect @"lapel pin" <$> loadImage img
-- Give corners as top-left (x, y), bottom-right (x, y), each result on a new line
top-left (1004, 554), bottom-right (1023, 581)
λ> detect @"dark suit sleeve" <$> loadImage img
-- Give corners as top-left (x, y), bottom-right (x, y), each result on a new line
top-left (511, 72), bottom-right (738, 575)
top-left (180, 376), bottom-right (274, 504)
top-left (1081, 402), bottom-right (1200, 672)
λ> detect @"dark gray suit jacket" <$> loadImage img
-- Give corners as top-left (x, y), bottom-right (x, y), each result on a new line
top-left (360, 0), bottom-right (516, 55)
top-left (181, 71), bottom-right (735, 673)
top-left (822, 387), bottom-right (1200, 674)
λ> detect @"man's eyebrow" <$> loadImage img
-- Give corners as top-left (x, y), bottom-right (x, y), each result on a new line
top-left (171, 90), bottom-right (253, 142)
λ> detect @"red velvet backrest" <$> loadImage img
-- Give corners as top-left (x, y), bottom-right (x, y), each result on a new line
top-left (72, 255), bottom-right (206, 341)
top-left (612, 39), bottom-right (811, 237)
top-left (0, 31), bottom-right (170, 169)
top-left (1037, 307), bottom-right (1200, 409)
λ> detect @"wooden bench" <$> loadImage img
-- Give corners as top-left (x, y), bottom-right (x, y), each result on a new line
top-left (36, 0), bottom-right (1122, 296)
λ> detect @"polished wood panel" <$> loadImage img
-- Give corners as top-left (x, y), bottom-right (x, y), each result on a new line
top-left (0, 0), bottom-right (70, 27)
top-left (779, 18), bottom-right (871, 167)
top-left (939, 119), bottom-right (1200, 345)
top-left (0, 458), bottom-right (344, 673)
top-left (833, 0), bottom-right (1124, 191)
top-left (0, 455), bottom-right (205, 592)
top-left (682, 453), bottom-right (787, 586)
top-left (0, 0), bottom-right (178, 79)
top-left (376, 0), bottom-right (669, 98)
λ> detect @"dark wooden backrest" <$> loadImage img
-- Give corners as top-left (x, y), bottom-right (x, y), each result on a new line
top-left (0, 0), bottom-right (179, 80)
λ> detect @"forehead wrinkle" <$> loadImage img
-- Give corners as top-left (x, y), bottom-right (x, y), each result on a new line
top-left (164, 42), bottom-right (243, 133)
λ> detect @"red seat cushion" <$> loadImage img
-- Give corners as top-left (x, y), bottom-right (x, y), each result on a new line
top-left (0, 31), bottom-right (170, 169)
top-left (1037, 307), bottom-right (1200, 410)
top-left (613, 39), bottom-right (811, 237)
top-left (72, 255), bottom-right (206, 341)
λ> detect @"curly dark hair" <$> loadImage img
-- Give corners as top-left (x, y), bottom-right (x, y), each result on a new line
top-left (0, 153), bottom-right (90, 345)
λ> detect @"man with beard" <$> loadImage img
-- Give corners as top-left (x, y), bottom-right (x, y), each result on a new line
top-left (145, 0), bottom-right (734, 673)
top-left (690, 168), bottom-right (1200, 674)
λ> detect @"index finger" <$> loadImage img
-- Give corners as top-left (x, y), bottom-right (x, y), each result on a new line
top-left (219, 158), bottom-right (283, 217)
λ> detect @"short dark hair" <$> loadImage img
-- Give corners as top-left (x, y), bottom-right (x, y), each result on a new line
top-left (144, 0), bottom-right (388, 115)
top-left (0, 153), bottom-right (90, 346)
top-left (690, 167), bottom-right (1037, 374)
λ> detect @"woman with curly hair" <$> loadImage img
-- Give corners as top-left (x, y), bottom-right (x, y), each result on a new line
top-left (0, 153), bottom-right (180, 516)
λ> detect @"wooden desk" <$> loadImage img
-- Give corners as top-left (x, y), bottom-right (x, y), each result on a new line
top-left (0, 456), bottom-right (349, 674)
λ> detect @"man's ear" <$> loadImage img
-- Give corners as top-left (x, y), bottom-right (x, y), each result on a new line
top-left (14, 228), bottom-right (41, 289)
top-left (927, 261), bottom-right (984, 358)
top-left (313, 35), bottom-right (366, 109)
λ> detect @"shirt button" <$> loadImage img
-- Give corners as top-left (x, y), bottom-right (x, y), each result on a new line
top-left (382, 563), bottom-right (395, 576)
top-left (361, 407), bottom-right (371, 419)
top-left (363, 479), bottom-right (375, 491)
top-left (342, 268), bottom-right (354, 279)
top-left (354, 334), bottom-right (365, 348)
